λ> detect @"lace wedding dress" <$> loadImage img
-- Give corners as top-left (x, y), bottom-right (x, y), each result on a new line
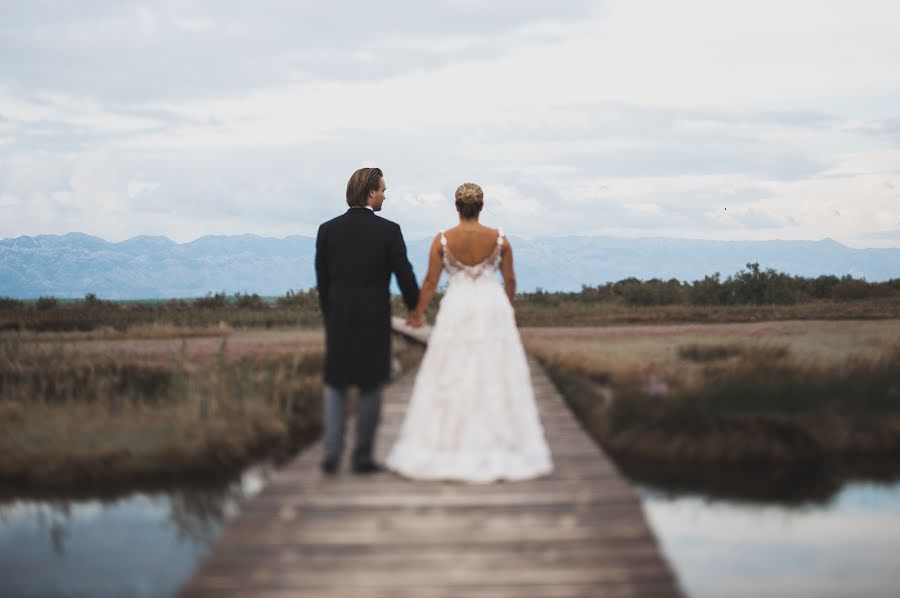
top-left (386, 229), bottom-right (553, 483)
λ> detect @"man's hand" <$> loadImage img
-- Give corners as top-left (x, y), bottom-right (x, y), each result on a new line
top-left (406, 312), bottom-right (424, 328)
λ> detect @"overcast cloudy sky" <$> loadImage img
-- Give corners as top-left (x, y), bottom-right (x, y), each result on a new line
top-left (1, 0), bottom-right (899, 246)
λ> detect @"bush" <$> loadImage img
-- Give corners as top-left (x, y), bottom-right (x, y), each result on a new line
top-left (193, 292), bottom-right (227, 309)
top-left (728, 263), bottom-right (797, 305)
top-left (689, 273), bottom-right (730, 305)
top-left (35, 297), bottom-right (59, 310)
top-left (166, 299), bottom-right (190, 310)
top-left (526, 287), bottom-right (560, 306)
top-left (234, 292), bottom-right (267, 310)
top-left (83, 293), bottom-right (116, 309)
top-left (831, 276), bottom-right (886, 301)
top-left (277, 288), bottom-right (320, 309)
top-left (805, 275), bottom-right (841, 299)
top-left (0, 297), bottom-right (25, 311)
top-left (617, 277), bottom-right (684, 306)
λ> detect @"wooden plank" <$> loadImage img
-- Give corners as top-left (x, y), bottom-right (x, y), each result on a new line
top-left (189, 539), bottom-right (670, 566)
top-left (186, 581), bottom-right (680, 598)
top-left (186, 563), bottom-right (675, 589)
top-left (178, 328), bottom-right (684, 597)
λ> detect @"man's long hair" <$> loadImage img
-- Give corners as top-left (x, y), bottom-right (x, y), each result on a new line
top-left (346, 167), bottom-right (383, 208)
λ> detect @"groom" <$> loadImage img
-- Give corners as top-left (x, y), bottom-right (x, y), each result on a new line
top-left (314, 167), bottom-right (420, 474)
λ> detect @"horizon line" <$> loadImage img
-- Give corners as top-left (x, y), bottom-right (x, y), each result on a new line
top-left (4, 231), bottom-right (900, 250)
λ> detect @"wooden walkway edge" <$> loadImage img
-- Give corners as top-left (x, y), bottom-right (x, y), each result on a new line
top-left (179, 321), bottom-right (684, 597)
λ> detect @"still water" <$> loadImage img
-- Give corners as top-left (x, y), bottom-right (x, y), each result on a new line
top-left (0, 465), bottom-right (273, 598)
top-left (640, 479), bottom-right (900, 598)
top-left (2, 465), bottom-right (900, 597)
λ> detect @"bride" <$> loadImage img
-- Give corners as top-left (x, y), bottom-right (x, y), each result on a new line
top-left (386, 183), bottom-right (553, 483)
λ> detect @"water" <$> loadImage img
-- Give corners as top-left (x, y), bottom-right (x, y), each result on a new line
top-left (640, 481), bottom-right (900, 598)
top-left (3, 463), bottom-right (900, 598)
top-left (0, 465), bottom-right (273, 598)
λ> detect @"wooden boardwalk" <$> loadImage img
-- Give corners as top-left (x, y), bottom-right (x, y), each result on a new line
top-left (179, 324), bottom-right (683, 597)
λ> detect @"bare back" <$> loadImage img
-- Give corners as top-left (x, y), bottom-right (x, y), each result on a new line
top-left (413, 221), bottom-right (518, 316)
top-left (442, 224), bottom-right (502, 266)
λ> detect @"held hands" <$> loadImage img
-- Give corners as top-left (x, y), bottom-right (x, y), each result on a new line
top-left (406, 312), bottom-right (425, 328)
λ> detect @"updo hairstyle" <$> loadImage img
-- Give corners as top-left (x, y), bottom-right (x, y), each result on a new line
top-left (455, 182), bottom-right (484, 219)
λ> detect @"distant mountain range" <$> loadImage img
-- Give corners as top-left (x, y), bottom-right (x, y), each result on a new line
top-left (2, 232), bottom-right (899, 299)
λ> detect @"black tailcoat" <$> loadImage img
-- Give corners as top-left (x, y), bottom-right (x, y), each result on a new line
top-left (315, 208), bottom-right (419, 390)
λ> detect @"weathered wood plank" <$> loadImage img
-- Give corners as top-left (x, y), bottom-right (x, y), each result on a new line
top-left (191, 539), bottom-right (670, 566)
top-left (185, 580), bottom-right (680, 598)
top-left (178, 328), bottom-right (683, 597)
top-left (187, 562), bottom-right (675, 589)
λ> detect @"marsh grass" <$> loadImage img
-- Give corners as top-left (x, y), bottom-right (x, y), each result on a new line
top-left (1, 327), bottom-right (425, 490)
top-left (0, 332), bottom-right (328, 488)
top-left (524, 320), bottom-right (900, 462)
top-left (677, 343), bottom-right (746, 362)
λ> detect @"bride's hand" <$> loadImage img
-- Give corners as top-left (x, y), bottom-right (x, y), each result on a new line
top-left (406, 312), bottom-right (424, 328)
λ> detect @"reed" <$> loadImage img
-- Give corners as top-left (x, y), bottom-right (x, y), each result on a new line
top-left (0, 330), bottom-right (329, 489)
top-left (524, 320), bottom-right (900, 462)
top-left (1, 326), bottom-right (424, 490)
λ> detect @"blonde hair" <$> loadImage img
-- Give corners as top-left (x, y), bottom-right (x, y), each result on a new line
top-left (454, 182), bottom-right (484, 219)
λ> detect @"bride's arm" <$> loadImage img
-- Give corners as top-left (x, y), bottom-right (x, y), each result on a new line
top-left (499, 237), bottom-right (516, 304)
top-left (408, 234), bottom-right (444, 326)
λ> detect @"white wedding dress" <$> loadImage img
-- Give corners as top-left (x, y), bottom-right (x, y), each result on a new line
top-left (386, 229), bottom-right (553, 483)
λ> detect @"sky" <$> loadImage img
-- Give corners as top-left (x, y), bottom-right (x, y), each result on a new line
top-left (1, 0), bottom-right (899, 246)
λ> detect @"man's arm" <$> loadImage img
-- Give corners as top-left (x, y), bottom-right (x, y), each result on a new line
top-left (389, 224), bottom-right (420, 311)
top-left (314, 223), bottom-right (330, 317)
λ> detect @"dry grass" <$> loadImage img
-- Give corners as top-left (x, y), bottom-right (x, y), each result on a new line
top-left (0, 329), bottom-right (329, 489)
top-left (523, 320), bottom-right (900, 462)
top-left (4, 294), bottom-right (899, 337)
top-left (0, 325), bottom-right (421, 489)
top-left (1, 326), bottom-right (424, 490)
top-left (0, 302), bottom-right (325, 333)
top-left (0, 321), bottom-right (234, 342)
top-left (513, 298), bottom-right (900, 327)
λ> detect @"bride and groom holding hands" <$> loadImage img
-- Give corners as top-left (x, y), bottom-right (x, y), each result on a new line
top-left (314, 167), bottom-right (552, 483)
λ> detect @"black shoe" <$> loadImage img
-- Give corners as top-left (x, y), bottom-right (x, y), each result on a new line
top-left (320, 457), bottom-right (339, 475)
top-left (352, 461), bottom-right (385, 475)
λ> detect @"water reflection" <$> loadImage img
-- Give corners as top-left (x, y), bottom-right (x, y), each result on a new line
top-left (618, 457), bottom-right (900, 506)
top-left (639, 475), bottom-right (900, 598)
top-left (0, 465), bottom-right (273, 598)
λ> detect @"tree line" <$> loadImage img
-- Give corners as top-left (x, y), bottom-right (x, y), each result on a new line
top-left (2, 264), bottom-right (899, 313)
top-left (521, 263), bottom-right (900, 307)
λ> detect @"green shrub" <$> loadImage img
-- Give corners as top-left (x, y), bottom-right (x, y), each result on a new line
top-left (728, 262), bottom-right (797, 305)
top-left (832, 276), bottom-right (877, 301)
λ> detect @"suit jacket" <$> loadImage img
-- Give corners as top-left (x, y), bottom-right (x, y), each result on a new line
top-left (315, 208), bottom-right (419, 390)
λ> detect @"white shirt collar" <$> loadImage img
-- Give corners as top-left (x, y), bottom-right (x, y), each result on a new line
top-left (351, 206), bottom-right (374, 211)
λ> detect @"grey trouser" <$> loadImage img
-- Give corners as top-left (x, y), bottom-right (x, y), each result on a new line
top-left (322, 384), bottom-right (382, 466)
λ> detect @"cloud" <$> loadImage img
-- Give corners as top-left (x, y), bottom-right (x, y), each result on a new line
top-left (1, 0), bottom-right (899, 247)
top-left (0, 1), bottom-right (603, 102)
